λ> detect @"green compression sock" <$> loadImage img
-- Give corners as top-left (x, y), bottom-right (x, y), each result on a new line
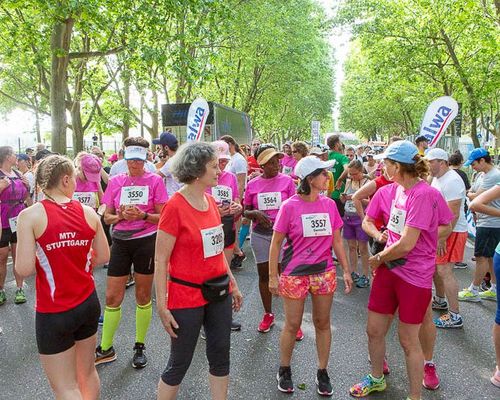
top-left (135, 301), bottom-right (152, 344)
top-left (100, 305), bottom-right (122, 351)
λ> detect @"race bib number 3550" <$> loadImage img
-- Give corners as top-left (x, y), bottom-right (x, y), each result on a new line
top-left (257, 192), bottom-right (282, 211)
top-left (120, 186), bottom-right (149, 206)
top-left (301, 213), bottom-right (332, 237)
top-left (201, 225), bottom-right (224, 258)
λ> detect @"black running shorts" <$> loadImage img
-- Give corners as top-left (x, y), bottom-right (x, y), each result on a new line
top-left (36, 290), bottom-right (100, 355)
top-left (107, 233), bottom-right (156, 277)
top-left (0, 228), bottom-right (17, 248)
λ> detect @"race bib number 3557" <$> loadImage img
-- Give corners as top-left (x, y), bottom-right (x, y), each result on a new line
top-left (257, 192), bottom-right (282, 211)
top-left (120, 186), bottom-right (149, 206)
top-left (201, 225), bottom-right (224, 258)
top-left (301, 213), bottom-right (332, 237)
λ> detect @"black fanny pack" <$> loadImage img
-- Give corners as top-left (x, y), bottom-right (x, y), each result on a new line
top-left (170, 274), bottom-right (230, 303)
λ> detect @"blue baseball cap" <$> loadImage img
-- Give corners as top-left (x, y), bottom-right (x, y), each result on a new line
top-left (374, 140), bottom-right (418, 164)
top-left (464, 148), bottom-right (489, 166)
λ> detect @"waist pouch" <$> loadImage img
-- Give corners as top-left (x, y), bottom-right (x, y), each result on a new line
top-left (170, 274), bottom-right (230, 303)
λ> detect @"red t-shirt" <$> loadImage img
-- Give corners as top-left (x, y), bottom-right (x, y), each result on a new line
top-left (372, 174), bottom-right (393, 230)
top-left (35, 200), bottom-right (96, 313)
top-left (247, 155), bottom-right (260, 175)
top-left (158, 192), bottom-right (228, 309)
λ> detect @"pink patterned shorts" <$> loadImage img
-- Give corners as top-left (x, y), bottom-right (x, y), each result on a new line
top-left (278, 270), bottom-right (337, 300)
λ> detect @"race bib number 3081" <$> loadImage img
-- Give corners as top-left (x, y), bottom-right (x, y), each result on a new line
top-left (301, 213), bottom-right (332, 237)
top-left (257, 192), bottom-right (282, 211)
top-left (201, 225), bottom-right (224, 258)
top-left (120, 186), bottom-right (149, 206)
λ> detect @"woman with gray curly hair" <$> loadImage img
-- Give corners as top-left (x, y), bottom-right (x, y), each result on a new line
top-left (154, 141), bottom-right (243, 400)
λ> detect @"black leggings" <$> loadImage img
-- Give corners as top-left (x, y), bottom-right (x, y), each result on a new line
top-left (161, 295), bottom-right (232, 386)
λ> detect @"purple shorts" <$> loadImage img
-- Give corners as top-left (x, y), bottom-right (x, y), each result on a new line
top-left (342, 214), bottom-right (369, 242)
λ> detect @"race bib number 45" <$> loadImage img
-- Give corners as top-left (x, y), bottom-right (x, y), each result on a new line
top-left (73, 192), bottom-right (96, 208)
top-left (201, 224), bottom-right (224, 258)
top-left (257, 192), bottom-right (282, 211)
top-left (212, 185), bottom-right (232, 203)
top-left (120, 186), bottom-right (149, 206)
top-left (301, 213), bottom-right (332, 237)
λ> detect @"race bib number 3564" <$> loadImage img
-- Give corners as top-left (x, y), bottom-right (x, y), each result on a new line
top-left (201, 225), bottom-right (224, 258)
top-left (120, 186), bottom-right (149, 206)
top-left (301, 213), bottom-right (332, 237)
top-left (257, 192), bottom-right (282, 211)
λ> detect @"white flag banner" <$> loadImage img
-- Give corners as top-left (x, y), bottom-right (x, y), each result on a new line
top-left (419, 96), bottom-right (459, 147)
top-left (186, 98), bottom-right (210, 142)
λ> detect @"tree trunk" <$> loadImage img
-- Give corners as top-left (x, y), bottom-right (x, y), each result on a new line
top-left (71, 103), bottom-right (84, 154)
top-left (34, 108), bottom-right (41, 143)
top-left (150, 91), bottom-right (159, 140)
top-left (122, 72), bottom-right (130, 142)
top-left (50, 18), bottom-right (74, 154)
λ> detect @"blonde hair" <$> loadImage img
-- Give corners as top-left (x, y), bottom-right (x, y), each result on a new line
top-left (35, 155), bottom-right (74, 191)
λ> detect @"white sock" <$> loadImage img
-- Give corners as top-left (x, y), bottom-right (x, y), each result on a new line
top-left (434, 295), bottom-right (446, 303)
top-left (469, 284), bottom-right (479, 294)
top-left (490, 283), bottom-right (497, 294)
top-left (424, 359), bottom-right (433, 366)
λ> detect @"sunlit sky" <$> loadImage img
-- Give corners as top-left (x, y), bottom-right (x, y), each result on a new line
top-left (0, 0), bottom-right (350, 151)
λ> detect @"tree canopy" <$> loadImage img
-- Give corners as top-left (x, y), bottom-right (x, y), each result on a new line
top-left (0, 0), bottom-right (335, 153)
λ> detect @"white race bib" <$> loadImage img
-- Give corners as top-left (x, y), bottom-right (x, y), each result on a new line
top-left (120, 186), bottom-right (149, 206)
top-left (211, 185), bottom-right (232, 203)
top-left (283, 166), bottom-right (293, 175)
top-left (9, 216), bottom-right (17, 233)
top-left (257, 192), bottom-right (282, 211)
top-left (345, 200), bottom-right (357, 214)
top-left (201, 224), bottom-right (224, 258)
top-left (301, 213), bottom-right (332, 237)
top-left (73, 192), bottom-right (97, 208)
top-left (388, 202), bottom-right (406, 235)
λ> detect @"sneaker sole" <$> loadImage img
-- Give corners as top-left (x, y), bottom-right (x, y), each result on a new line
top-left (315, 377), bottom-right (333, 396)
top-left (95, 354), bottom-right (117, 366)
top-left (479, 296), bottom-right (497, 301)
top-left (458, 297), bottom-right (481, 302)
top-left (276, 372), bottom-right (294, 393)
top-left (349, 382), bottom-right (386, 398)
top-left (435, 324), bottom-right (463, 329)
top-left (490, 377), bottom-right (500, 388)
top-left (422, 380), bottom-right (440, 390)
top-left (295, 335), bottom-right (304, 342)
top-left (132, 360), bottom-right (147, 369)
top-left (258, 322), bottom-right (274, 333)
top-left (14, 299), bottom-right (27, 304)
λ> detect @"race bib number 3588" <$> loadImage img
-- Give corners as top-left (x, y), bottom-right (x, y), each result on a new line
top-left (120, 186), bottom-right (149, 206)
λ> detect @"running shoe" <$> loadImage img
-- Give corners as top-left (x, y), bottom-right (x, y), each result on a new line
top-left (458, 288), bottom-right (481, 302)
top-left (423, 362), bottom-right (440, 390)
top-left (479, 289), bottom-right (497, 301)
top-left (132, 342), bottom-right (147, 369)
top-left (95, 345), bottom-right (117, 365)
top-left (295, 328), bottom-right (304, 341)
top-left (0, 290), bottom-right (6, 306)
top-left (125, 275), bottom-right (135, 288)
top-left (98, 315), bottom-right (104, 326)
top-left (200, 329), bottom-right (206, 340)
top-left (316, 369), bottom-right (333, 396)
top-left (230, 252), bottom-right (246, 270)
top-left (276, 366), bottom-right (294, 393)
top-left (431, 298), bottom-right (448, 310)
top-left (351, 272), bottom-right (360, 283)
top-left (454, 262), bottom-right (467, 269)
top-left (14, 288), bottom-right (27, 304)
top-left (434, 312), bottom-right (463, 329)
top-left (480, 279), bottom-right (491, 291)
top-left (231, 320), bottom-right (242, 331)
top-left (258, 312), bottom-right (275, 333)
top-left (382, 358), bottom-right (390, 375)
top-left (356, 275), bottom-right (370, 288)
top-left (349, 374), bottom-right (386, 397)
top-left (491, 366), bottom-right (500, 388)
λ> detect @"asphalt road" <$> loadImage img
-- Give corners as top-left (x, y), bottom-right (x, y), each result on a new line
top-left (1, 240), bottom-right (499, 400)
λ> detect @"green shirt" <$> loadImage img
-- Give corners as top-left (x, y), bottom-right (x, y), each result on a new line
top-left (328, 151), bottom-right (349, 199)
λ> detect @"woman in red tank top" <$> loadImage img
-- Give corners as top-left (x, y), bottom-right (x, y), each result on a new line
top-left (14, 155), bottom-right (109, 400)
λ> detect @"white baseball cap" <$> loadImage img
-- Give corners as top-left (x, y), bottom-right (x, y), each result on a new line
top-left (124, 145), bottom-right (148, 161)
top-left (425, 148), bottom-right (449, 161)
top-left (294, 156), bottom-right (335, 179)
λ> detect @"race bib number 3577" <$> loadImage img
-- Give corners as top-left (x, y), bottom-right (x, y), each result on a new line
top-left (120, 186), bottom-right (149, 206)
top-left (257, 192), bottom-right (282, 211)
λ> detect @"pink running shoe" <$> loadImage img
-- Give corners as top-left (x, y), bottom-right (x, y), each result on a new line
top-left (423, 363), bottom-right (440, 390)
top-left (295, 328), bottom-right (304, 341)
top-left (258, 313), bottom-right (275, 333)
top-left (491, 366), bottom-right (500, 388)
top-left (383, 358), bottom-right (390, 375)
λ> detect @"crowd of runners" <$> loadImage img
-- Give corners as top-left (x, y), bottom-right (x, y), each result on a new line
top-left (0, 132), bottom-right (499, 400)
